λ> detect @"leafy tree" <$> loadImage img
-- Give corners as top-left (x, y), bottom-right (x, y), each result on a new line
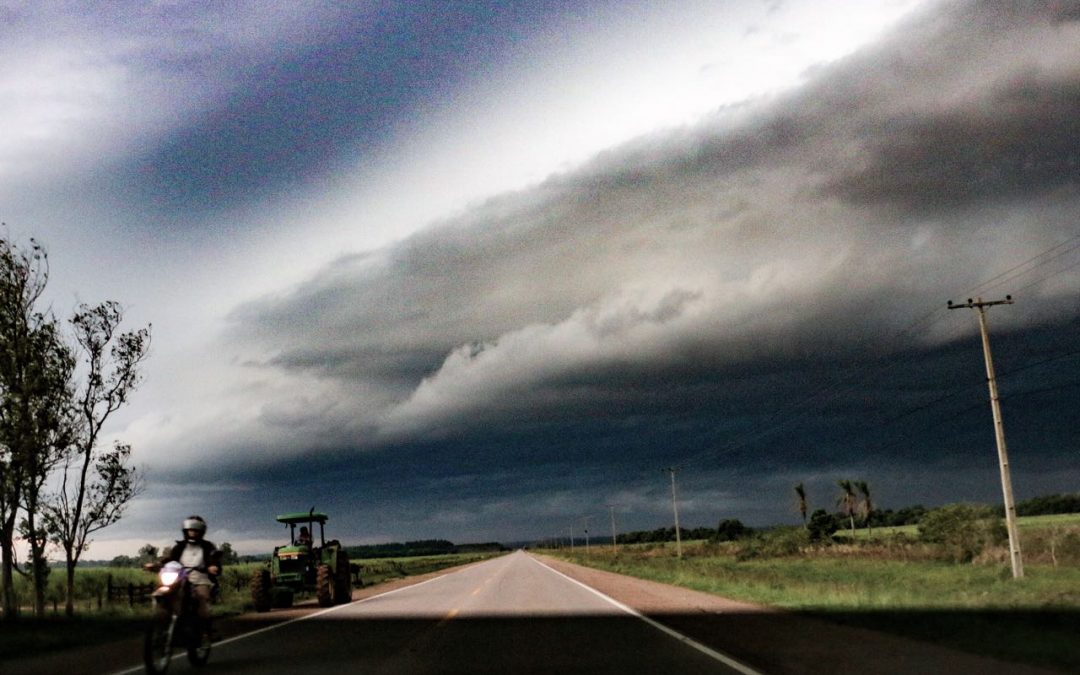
top-left (836, 479), bottom-right (858, 538)
top-left (109, 554), bottom-right (137, 568)
top-left (887, 504), bottom-right (927, 527)
top-left (714, 519), bottom-right (750, 542)
top-left (856, 480), bottom-right (874, 538)
top-left (0, 238), bottom-right (75, 620)
top-left (137, 543), bottom-right (159, 565)
top-left (794, 482), bottom-right (808, 529)
top-left (43, 301), bottom-right (150, 617)
top-left (219, 542), bottom-right (239, 565)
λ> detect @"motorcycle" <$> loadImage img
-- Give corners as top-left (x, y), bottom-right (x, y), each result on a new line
top-left (143, 561), bottom-right (213, 674)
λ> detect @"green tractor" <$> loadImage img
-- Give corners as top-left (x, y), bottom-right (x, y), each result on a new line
top-left (250, 510), bottom-right (357, 611)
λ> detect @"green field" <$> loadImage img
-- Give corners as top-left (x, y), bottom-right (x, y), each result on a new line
top-left (547, 518), bottom-right (1080, 672)
top-left (832, 512), bottom-right (1080, 539)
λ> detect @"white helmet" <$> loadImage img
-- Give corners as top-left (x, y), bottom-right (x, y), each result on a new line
top-left (182, 515), bottom-right (207, 536)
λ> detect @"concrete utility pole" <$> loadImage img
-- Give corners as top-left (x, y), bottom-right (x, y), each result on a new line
top-left (582, 516), bottom-right (592, 556)
top-left (606, 504), bottom-right (618, 554)
top-left (569, 524), bottom-right (574, 550)
top-left (664, 467), bottom-right (683, 559)
top-left (948, 295), bottom-right (1024, 579)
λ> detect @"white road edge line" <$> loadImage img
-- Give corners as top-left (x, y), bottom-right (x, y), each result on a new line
top-left (106, 572), bottom-right (453, 675)
top-left (528, 554), bottom-right (766, 675)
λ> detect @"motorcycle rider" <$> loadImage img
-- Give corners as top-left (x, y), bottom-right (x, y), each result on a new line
top-left (165, 515), bottom-right (222, 641)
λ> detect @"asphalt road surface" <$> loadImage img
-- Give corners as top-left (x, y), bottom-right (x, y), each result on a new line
top-left (108, 550), bottom-right (757, 675)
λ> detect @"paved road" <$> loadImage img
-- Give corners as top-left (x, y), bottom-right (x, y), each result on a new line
top-left (107, 550), bottom-right (756, 675)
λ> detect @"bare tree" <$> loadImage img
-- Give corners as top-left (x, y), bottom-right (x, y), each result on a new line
top-left (794, 482), bottom-right (808, 530)
top-left (43, 301), bottom-right (150, 617)
top-left (0, 238), bottom-right (74, 620)
top-left (836, 479), bottom-right (858, 539)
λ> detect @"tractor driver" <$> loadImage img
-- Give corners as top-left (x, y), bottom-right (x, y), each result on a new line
top-left (296, 526), bottom-right (313, 547)
top-left (165, 515), bottom-right (222, 641)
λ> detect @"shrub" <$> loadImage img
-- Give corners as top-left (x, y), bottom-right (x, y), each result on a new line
top-left (807, 509), bottom-right (839, 542)
top-left (918, 503), bottom-right (1007, 563)
top-left (736, 527), bottom-right (810, 561)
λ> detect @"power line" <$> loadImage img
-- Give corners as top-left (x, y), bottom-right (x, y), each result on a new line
top-left (671, 234), bottom-right (1080, 471)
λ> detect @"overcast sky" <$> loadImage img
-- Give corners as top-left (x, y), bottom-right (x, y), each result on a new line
top-left (3, 0), bottom-right (1078, 558)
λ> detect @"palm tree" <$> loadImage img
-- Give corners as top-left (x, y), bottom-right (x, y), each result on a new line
top-left (836, 479), bottom-right (857, 538)
top-left (794, 482), bottom-right (808, 530)
top-left (856, 480), bottom-right (874, 538)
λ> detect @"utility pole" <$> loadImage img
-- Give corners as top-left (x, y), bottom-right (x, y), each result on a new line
top-left (664, 467), bottom-right (682, 558)
top-left (606, 504), bottom-right (618, 554)
top-left (582, 516), bottom-right (591, 556)
top-left (948, 295), bottom-right (1024, 579)
top-left (569, 524), bottom-right (575, 550)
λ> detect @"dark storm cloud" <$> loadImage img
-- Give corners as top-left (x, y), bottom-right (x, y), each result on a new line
top-left (824, 62), bottom-right (1080, 212)
top-left (229, 0), bottom-right (1080, 430)
top-left (122, 0), bottom-right (622, 214)
top-left (212, 0), bottom-right (1079, 538)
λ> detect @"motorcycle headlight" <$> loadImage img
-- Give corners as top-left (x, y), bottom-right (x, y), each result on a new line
top-left (159, 561), bottom-right (183, 586)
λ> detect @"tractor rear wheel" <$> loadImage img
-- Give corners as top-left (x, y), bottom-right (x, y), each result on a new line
top-left (316, 564), bottom-right (334, 607)
top-left (251, 569), bottom-right (272, 613)
top-left (334, 551), bottom-right (352, 604)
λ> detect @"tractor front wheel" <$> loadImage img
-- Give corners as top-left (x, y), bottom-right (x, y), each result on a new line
top-left (316, 564), bottom-right (334, 607)
top-left (251, 569), bottom-right (272, 613)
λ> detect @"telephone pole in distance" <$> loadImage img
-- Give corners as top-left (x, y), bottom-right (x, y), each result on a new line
top-left (606, 504), bottom-right (619, 554)
top-left (663, 467), bottom-right (682, 559)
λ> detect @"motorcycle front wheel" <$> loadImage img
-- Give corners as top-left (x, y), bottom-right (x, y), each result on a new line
top-left (144, 611), bottom-right (176, 674)
top-left (187, 629), bottom-right (212, 667)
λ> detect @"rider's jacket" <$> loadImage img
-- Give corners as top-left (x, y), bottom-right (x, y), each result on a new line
top-left (166, 539), bottom-right (222, 586)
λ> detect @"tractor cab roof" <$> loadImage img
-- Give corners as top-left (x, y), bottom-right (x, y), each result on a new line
top-left (276, 512), bottom-right (329, 524)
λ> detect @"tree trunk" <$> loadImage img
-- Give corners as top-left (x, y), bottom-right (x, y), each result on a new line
top-left (65, 550), bottom-right (76, 618)
top-left (1, 513), bottom-right (18, 620)
top-left (25, 505), bottom-right (46, 618)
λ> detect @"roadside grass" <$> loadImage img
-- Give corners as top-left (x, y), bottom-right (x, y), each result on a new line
top-left (547, 536), bottom-right (1080, 671)
top-left (356, 551), bottom-right (505, 586)
top-left (3, 552), bottom-right (504, 660)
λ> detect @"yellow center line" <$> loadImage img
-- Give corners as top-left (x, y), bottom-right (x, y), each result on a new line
top-left (436, 607), bottom-right (459, 628)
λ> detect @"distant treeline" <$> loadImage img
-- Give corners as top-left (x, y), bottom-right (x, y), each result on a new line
top-left (344, 539), bottom-right (505, 559)
top-left (609, 493), bottom-right (1080, 545)
top-left (615, 526), bottom-right (716, 545)
top-left (1009, 492), bottom-right (1080, 517)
